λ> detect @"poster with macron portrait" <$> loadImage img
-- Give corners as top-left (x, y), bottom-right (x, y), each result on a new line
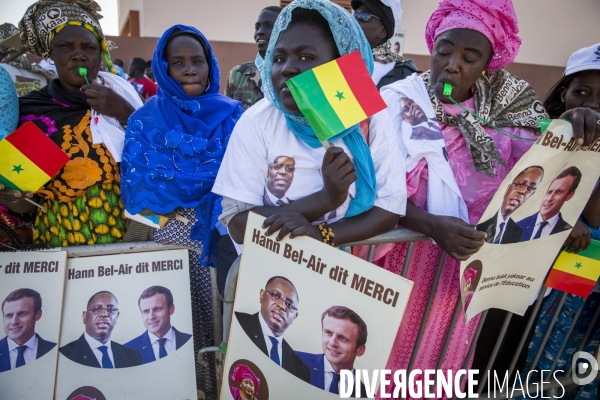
top-left (222, 212), bottom-right (413, 399)
top-left (53, 249), bottom-right (196, 399)
top-left (0, 250), bottom-right (67, 400)
top-left (461, 120), bottom-right (600, 321)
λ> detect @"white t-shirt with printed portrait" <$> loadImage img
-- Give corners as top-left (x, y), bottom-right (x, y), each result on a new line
top-left (212, 98), bottom-right (407, 243)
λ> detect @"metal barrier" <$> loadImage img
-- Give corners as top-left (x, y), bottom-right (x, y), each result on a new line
top-left (208, 228), bottom-right (600, 399)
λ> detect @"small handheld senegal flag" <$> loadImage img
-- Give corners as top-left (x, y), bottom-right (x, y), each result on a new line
top-left (286, 51), bottom-right (386, 143)
top-left (0, 121), bottom-right (69, 192)
top-left (545, 240), bottom-right (600, 298)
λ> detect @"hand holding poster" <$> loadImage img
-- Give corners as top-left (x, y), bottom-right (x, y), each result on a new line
top-left (0, 251), bottom-right (67, 400)
top-left (461, 120), bottom-right (600, 321)
top-left (222, 212), bottom-right (413, 399)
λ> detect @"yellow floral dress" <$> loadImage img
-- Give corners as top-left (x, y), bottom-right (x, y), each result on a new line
top-left (19, 80), bottom-right (127, 247)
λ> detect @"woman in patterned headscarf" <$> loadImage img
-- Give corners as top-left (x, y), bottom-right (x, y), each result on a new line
top-left (0, 0), bottom-right (142, 247)
top-left (213, 0), bottom-right (406, 252)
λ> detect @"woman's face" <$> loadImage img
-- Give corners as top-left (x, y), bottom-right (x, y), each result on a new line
top-left (430, 29), bottom-right (493, 103)
top-left (561, 70), bottom-right (600, 113)
top-left (50, 26), bottom-right (101, 92)
top-left (271, 23), bottom-right (338, 114)
top-left (165, 34), bottom-right (210, 96)
top-left (240, 378), bottom-right (255, 398)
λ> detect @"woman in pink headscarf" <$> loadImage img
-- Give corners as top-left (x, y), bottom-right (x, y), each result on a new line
top-left (366, 0), bottom-right (534, 397)
top-left (372, 1), bottom-right (600, 397)
top-left (230, 364), bottom-right (260, 400)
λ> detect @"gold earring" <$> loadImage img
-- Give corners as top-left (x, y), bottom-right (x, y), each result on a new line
top-left (481, 70), bottom-right (486, 76)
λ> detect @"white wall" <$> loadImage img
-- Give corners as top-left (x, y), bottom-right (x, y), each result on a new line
top-left (398, 0), bottom-right (600, 67)
top-left (119, 0), bottom-right (278, 40)
top-left (118, 0), bottom-right (599, 67)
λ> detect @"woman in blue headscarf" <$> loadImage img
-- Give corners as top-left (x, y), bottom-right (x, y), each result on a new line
top-left (120, 24), bottom-right (243, 392)
top-left (213, 0), bottom-right (406, 250)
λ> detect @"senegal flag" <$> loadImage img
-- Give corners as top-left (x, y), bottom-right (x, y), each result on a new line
top-left (286, 51), bottom-right (387, 142)
top-left (546, 240), bottom-right (600, 298)
top-left (0, 121), bottom-right (69, 192)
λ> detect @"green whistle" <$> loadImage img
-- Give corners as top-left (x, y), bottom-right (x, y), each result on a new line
top-left (78, 67), bottom-right (89, 84)
top-left (443, 82), bottom-right (452, 97)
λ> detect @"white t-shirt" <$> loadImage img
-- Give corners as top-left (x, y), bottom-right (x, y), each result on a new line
top-left (213, 99), bottom-right (406, 228)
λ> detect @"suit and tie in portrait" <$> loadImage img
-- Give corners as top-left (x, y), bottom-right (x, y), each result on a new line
top-left (59, 291), bottom-right (142, 368)
top-left (517, 166), bottom-right (581, 242)
top-left (263, 156), bottom-right (296, 207)
top-left (124, 286), bottom-right (191, 364)
top-left (296, 306), bottom-right (369, 397)
top-left (0, 289), bottom-right (56, 373)
top-left (235, 276), bottom-right (310, 382)
top-left (476, 166), bottom-right (544, 244)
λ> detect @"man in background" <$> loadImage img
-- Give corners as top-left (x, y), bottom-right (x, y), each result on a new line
top-left (1, 288), bottom-right (56, 372)
top-left (129, 57), bottom-right (156, 100)
top-left (125, 286), bottom-right (191, 364)
top-left (224, 6), bottom-right (282, 110)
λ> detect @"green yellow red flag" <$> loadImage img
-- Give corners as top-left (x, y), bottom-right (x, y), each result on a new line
top-left (545, 240), bottom-right (600, 298)
top-left (0, 121), bottom-right (69, 192)
top-left (286, 51), bottom-right (387, 143)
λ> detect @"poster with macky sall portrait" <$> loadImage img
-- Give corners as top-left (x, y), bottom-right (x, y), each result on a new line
top-left (53, 249), bottom-right (196, 399)
top-left (222, 212), bottom-right (413, 399)
top-left (0, 250), bottom-right (67, 400)
top-left (462, 120), bottom-right (600, 321)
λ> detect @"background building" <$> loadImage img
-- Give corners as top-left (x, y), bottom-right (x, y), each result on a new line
top-left (111, 0), bottom-right (600, 97)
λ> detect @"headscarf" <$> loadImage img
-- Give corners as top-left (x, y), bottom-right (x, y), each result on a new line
top-left (262, 0), bottom-right (377, 218)
top-left (425, 0), bottom-right (521, 72)
top-left (121, 25), bottom-right (244, 268)
top-left (422, 69), bottom-right (547, 176)
top-left (231, 364), bottom-right (260, 395)
top-left (351, 0), bottom-right (402, 41)
top-left (19, 0), bottom-right (117, 74)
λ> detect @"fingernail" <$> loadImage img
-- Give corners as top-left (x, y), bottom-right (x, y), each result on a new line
top-left (582, 146), bottom-right (589, 151)
top-left (578, 138), bottom-right (584, 145)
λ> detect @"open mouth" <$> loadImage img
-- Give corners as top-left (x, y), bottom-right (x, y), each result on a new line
top-left (256, 39), bottom-right (267, 44)
top-left (9, 326), bottom-right (23, 333)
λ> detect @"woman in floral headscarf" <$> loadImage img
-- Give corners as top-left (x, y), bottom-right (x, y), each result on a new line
top-left (0, 0), bottom-right (142, 248)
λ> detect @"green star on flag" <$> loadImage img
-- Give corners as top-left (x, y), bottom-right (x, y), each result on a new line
top-left (575, 262), bottom-right (582, 269)
top-left (335, 91), bottom-right (345, 101)
top-left (12, 165), bottom-right (23, 174)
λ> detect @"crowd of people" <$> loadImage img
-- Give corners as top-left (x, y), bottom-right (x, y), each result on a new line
top-left (0, 0), bottom-right (599, 397)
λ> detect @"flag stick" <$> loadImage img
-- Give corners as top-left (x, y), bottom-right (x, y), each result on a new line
top-left (321, 140), bottom-right (332, 148)
top-left (24, 197), bottom-right (45, 213)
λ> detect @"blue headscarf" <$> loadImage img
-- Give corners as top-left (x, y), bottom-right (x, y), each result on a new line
top-left (262, 0), bottom-right (377, 218)
top-left (121, 25), bottom-right (244, 267)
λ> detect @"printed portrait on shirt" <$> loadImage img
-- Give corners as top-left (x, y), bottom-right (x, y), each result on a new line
top-left (400, 97), bottom-right (443, 141)
top-left (263, 156), bottom-right (296, 207)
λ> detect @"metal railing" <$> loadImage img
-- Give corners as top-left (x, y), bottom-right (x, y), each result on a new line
top-left (208, 228), bottom-right (600, 399)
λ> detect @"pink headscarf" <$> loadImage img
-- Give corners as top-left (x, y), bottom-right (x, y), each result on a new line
top-left (231, 364), bottom-right (260, 395)
top-left (425, 0), bottom-right (521, 71)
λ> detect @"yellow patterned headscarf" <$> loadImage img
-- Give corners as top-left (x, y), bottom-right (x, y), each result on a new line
top-left (19, 0), bottom-right (116, 74)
